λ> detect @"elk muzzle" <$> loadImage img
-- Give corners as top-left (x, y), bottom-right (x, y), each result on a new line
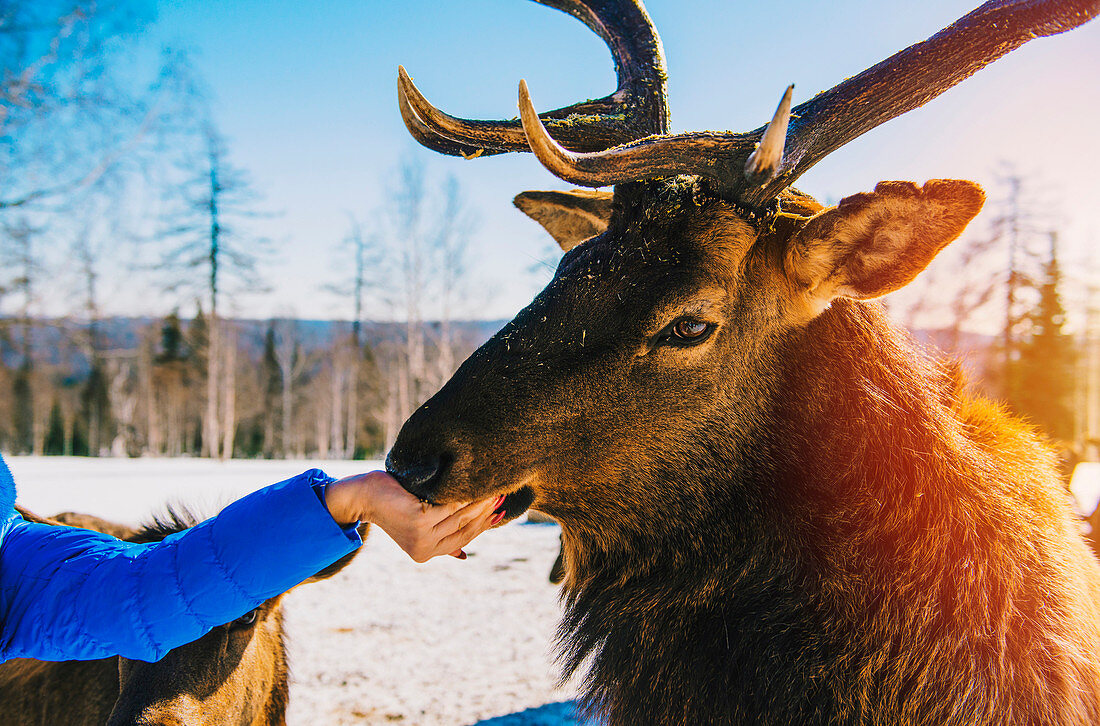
top-left (387, 373), bottom-right (543, 522)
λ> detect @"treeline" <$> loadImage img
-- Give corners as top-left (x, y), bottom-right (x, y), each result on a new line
top-left (0, 314), bottom-right (497, 459)
top-left (901, 170), bottom-right (1100, 459)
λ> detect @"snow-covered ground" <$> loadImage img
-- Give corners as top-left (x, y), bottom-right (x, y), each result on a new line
top-left (1071, 463), bottom-right (1100, 516)
top-left (7, 456), bottom-right (588, 726)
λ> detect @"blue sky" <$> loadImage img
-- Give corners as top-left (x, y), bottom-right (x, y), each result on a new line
top-left (122, 0), bottom-right (1100, 325)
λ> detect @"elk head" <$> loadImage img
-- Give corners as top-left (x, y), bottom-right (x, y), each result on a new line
top-left (105, 512), bottom-right (364, 726)
top-left (387, 0), bottom-right (1097, 573)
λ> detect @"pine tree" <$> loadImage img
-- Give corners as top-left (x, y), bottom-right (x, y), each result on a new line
top-left (261, 324), bottom-right (282, 458)
top-left (11, 362), bottom-right (33, 454)
top-left (81, 363), bottom-right (111, 456)
top-left (44, 401), bottom-right (65, 455)
top-left (1014, 232), bottom-right (1077, 441)
top-left (159, 312), bottom-right (187, 362)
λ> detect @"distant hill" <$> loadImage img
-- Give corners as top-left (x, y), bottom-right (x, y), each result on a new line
top-left (0, 317), bottom-right (510, 372)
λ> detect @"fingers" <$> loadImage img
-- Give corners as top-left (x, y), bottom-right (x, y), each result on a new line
top-left (385, 488), bottom-right (508, 564)
top-left (426, 497), bottom-right (470, 521)
top-left (435, 504), bottom-right (500, 556)
top-left (433, 494), bottom-right (503, 535)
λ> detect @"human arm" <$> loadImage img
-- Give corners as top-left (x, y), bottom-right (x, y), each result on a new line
top-left (0, 469), bottom-right (359, 663)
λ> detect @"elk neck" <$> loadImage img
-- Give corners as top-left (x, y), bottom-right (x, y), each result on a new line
top-left (559, 298), bottom-right (1098, 725)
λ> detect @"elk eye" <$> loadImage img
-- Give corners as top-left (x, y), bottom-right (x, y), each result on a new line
top-left (663, 317), bottom-right (714, 346)
top-left (229, 608), bottom-right (260, 630)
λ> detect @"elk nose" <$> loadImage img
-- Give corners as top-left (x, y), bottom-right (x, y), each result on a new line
top-left (385, 451), bottom-right (449, 501)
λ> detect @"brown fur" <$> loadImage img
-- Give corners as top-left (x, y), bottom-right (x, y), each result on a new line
top-left (51, 511), bottom-right (136, 540)
top-left (0, 507), bottom-right (364, 726)
top-left (389, 177), bottom-right (1100, 724)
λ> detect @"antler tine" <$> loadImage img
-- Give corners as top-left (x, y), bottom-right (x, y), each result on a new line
top-left (398, 0), bottom-right (668, 157)
top-left (397, 68), bottom-right (487, 158)
top-left (745, 0), bottom-right (1100, 206)
top-left (518, 80), bottom-right (601, 183)
top-left (519, 79), bottom-right (758, 188)
top-left (743, 85), bottom-right (793, 187)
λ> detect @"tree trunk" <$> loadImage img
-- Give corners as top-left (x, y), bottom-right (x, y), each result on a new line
top-left (220, 327), bottom-right (236, 460)
top-left (31, 373), bottom-right (49, 456)
top-left (281, 371), bottom-right (293, 459)
top-left (345, 345), bottom-right (360, 458)
top-left (63, 403), bottom-right (74, 457)
top-left (329, 354), bottom-right (344, 458)
top-left (317, 397), bottom-right (331, 460)
top-left (385, 373), bottom-right (400, 452)
top-left (142, 339), bottom-right (160, 455)
top-left (203, 318), bottom-right (221, 458)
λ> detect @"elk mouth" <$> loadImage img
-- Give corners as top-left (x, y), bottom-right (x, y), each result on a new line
top-left (384, 451), bottom-right (536, 522)
top-left (492, 468), bottom-right (546, 523)
top-left (497, 485), bottom-right (536, 523)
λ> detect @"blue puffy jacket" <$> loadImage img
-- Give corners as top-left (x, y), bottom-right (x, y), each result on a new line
top-left (0, 454), bottom-right (362, 663)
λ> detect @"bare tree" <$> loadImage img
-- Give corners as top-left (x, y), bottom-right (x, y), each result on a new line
top-left (0, 1), bottom-right (157, 212)
top-left (430, 175), bottom-right (474, 389)
top-left (1, 3), bottom-right (193, 458)
top-left (159, 123), bottom-right (271, 458)
top-left (271, 318), bottom-right (309, 458)
top-left (392, 158), bottom-right (428, 423)
top-left (325, 217), bottom-right (386, 457)
top-left (220, 324), bottom-right (238, 458)
top-left (327, 340), bottom-right (350, 458)
top-left (66, 187), bottom-right (129, 456)
top-left (376, 157), bottom-right (479, 441)
top-left (1, 217), bottom-right (42, 453)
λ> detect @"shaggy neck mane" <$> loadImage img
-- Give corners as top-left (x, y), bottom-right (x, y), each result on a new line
top-left (129, 506), bottom-right (200, 543)
top-left (558, 300), bottom-right (1099, 726)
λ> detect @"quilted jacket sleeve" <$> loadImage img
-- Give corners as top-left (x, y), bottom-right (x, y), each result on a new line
top-left (0, 469), bottom-right (362, 663)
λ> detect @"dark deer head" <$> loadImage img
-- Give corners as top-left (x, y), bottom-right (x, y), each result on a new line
top-left (2, 506), bottom-right (363, 726)
top-left (387, 0), bottom-right (1097, 574)
top-left (106, 510), bottom-right (362, 726)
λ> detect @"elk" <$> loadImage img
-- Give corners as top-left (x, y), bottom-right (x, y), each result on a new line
top-left (0, 506), bottom-right (364, 726)
top-left (387, 0), bottom-right (1100, 724)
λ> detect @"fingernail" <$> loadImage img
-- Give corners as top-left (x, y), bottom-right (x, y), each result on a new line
top-left (456, 550), bottom-right (468, 560)
top-left (494, 494), bottom-right (506, 508)
top-left (490, 510), bottom-right (506, 526)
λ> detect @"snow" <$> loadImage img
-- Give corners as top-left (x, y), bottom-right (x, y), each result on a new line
top-left (1071, 463), bottom-right (1100, 517)
top-left (6, 456), bottom-right (591, 726)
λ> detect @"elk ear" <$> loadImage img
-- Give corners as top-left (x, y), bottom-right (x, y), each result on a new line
top-left (785, 180), bottom-right (984, 301)
top-left (514, 189), bottom-right (614, 252)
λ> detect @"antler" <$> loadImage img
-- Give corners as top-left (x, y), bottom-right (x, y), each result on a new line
top-left (517, 0), bottom-right (1099, 208)
top-left (398, 0), bottom-right (668, 157)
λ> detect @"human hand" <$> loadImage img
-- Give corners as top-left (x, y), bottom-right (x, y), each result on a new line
top-left (324, 471), bottom-right (505, 562)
